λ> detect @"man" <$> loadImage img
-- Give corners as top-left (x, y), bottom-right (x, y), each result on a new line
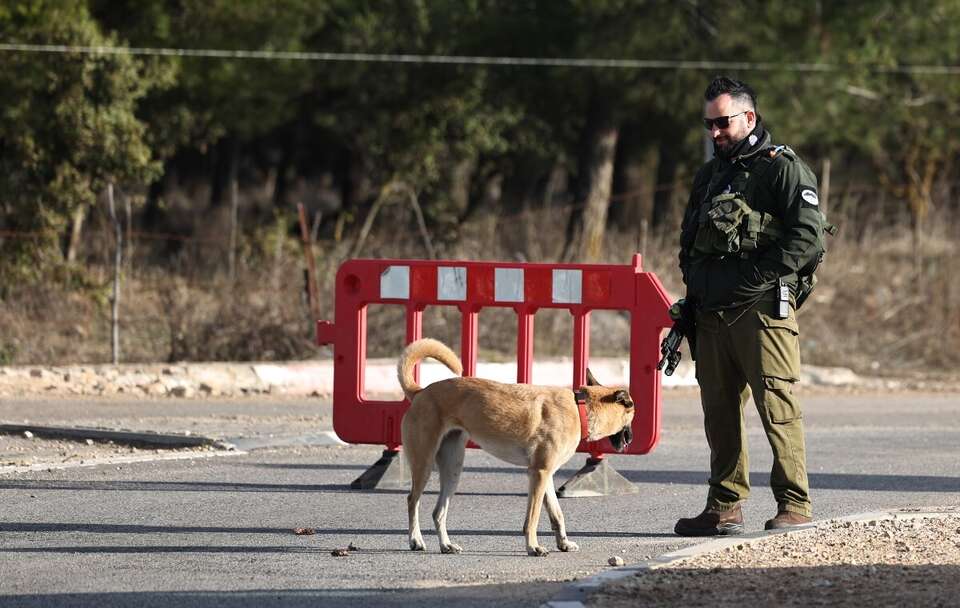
top-left (674, 76), bottom-right (825, 536)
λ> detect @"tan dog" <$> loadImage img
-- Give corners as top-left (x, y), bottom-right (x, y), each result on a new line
top-left (398, 338), bottom-right (635, 557)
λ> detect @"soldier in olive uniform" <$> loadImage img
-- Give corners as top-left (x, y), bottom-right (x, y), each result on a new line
top-left (674, 76), bottom-right (826, 536)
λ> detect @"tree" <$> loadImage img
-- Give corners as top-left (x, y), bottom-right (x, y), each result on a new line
top-left (0, 1), bottom-right (163, 284)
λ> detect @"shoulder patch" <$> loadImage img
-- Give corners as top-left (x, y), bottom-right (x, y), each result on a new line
top-left (801, 188), bottom-right (819, 206)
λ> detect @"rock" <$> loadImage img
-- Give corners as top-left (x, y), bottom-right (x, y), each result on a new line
top-left (143, 382), bottom-right (168, 396)
top-left (169, 385), bottom-right (195, 398)
top-left (23, 431), bottom-right (34, 439)
top-left (608, 556), bottom-right (625, 567)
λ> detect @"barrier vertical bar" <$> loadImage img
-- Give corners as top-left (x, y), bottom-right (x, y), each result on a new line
top-left (516, 307), bottom-right (534, 383)
top-left (628, 307), bottom-right (662, 454)
top-left (460, 305), bottom-right (479, 377)
top-left (571, 309), bottom-right (604, 461)
top-left (406, 303), bottom-right (424, 385)
top-left (571, 309), bottom-right (590, 389)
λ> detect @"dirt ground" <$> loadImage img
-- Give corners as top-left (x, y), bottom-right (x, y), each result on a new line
top-left (0, 432), bottom-right (222, 471)
top-left (589, 510), bottom-right (960, 608)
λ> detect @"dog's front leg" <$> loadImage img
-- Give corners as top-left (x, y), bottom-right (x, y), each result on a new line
top-left (523, 468), bottom-right (551, 556)
top-left (543, 475), bottom-right (578, 552)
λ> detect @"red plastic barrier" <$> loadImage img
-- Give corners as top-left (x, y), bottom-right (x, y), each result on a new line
top-left (316, 255), bottom-right (673, 457)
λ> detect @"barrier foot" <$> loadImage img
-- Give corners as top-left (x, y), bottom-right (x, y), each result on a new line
top-left (350, 449), bottom-right (410, 490)
top-left (556, 456), bottom-right (639, 498)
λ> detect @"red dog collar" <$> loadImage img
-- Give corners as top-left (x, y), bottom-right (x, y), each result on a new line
top-left (573, 390), bottom-right (589, 440)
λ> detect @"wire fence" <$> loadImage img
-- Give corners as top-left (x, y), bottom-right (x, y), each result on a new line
top-left (2, 179), bottom-right (959, 370)
top-left (4, 42), bottom-right (960, 75)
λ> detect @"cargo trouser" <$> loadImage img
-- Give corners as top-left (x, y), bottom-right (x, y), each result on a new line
top-left (694, 298), bottom-right (812, 517)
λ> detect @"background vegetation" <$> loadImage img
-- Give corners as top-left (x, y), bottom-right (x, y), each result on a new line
top-left (1, 1), bottom-right (958, 376)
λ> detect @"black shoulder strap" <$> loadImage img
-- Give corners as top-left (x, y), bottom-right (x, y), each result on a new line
top-left (743, 146), bottom-right (789, 203)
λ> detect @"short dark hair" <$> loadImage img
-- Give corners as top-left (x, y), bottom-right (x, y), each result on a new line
top-left (704, 76), bottom-right (757, 112)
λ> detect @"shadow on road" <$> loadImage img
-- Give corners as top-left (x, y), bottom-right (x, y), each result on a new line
top-left (0, 581), bottom-right (569, 608)
top-left (618, 470), bottom-right (960, 492)
top-left (0, 521), bottom-right (670, 540)
top-left (2, 470), bottom-right (955, 495)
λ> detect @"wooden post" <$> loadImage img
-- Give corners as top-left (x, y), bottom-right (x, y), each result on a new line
top-left (106, 183), bottom-right (121, 364)
top-left (228, 176), bottom-right (239, 281)
top-left (298, 203), bottom-right (321, 322)
top-left (638, 218), bottom-right (649, 260)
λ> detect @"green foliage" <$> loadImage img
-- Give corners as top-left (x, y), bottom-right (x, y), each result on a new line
top-left (0, 1), bottom-right (163, 281)
top-left (2, 1), bottom-right (960, 284)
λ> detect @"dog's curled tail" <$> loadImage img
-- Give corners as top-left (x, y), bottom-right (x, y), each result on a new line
top-left (397, 338), bottom-right (463, 401)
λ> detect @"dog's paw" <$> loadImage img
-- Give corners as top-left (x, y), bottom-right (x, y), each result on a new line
top-left (409, 537), bottom-right (426, 551)
top-left (527, 545), bottom-right (550, 557)
top-left (440, 542), bottom-right (463, 555)
top-left (558, 539), bottom-right (579, 552)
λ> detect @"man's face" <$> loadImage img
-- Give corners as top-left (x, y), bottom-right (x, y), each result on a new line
top-left (704, 93), bottom-right (756, 154)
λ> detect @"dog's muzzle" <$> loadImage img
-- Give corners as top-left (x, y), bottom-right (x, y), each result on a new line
top-left (609, 425), bottom-right (633, 452)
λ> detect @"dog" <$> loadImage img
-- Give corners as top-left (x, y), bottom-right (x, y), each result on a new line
top-left (398, 338), bottom-right (635, 557)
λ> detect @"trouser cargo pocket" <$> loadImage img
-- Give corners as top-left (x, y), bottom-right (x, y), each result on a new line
top-left (756, 309), bottom-right (801, 382)
top-left (762, 376), bottom-right (800, 423)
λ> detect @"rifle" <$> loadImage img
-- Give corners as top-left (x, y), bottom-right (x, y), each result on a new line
top-left (657, 298), bottom-right (697, 376)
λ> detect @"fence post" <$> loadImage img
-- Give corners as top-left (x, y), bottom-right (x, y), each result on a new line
top-left (298, 203), bottom-right (321, 323)
top-left (106, 183), bottom-right (122, 365)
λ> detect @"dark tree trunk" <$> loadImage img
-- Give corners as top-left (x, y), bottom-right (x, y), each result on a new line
top-left (652, 140), bottom-right (678, 229)
top-left (610, 124), bottom-right (657, 228)
top-left (562, 95), bottom-right (619, 262)
top-left (209, 136), bottom-right (240, 210)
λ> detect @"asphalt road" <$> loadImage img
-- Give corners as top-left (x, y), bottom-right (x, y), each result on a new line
top-left (1, 390), bottom-right (959, 607)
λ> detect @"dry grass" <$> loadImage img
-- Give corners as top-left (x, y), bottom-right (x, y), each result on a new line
top-left (0, 201), bottom-right (957, 377)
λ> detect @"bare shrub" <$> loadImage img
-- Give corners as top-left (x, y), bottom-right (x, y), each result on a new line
top-left (1, 200), bottom-right (958, 377)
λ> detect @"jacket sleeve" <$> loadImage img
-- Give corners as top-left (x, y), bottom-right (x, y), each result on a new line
top-left (730, 154), bottom-right (824, 304)
top-left (755, 156), bottom-right (825, 281)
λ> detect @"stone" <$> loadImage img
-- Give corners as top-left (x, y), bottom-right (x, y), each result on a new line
top-left (169, 385), bottom-right (195, 398)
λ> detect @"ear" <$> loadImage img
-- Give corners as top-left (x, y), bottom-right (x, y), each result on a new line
top-left (586, 368), bottom-right (601, 386)
top-left (614, 390), bottom-right (633, 407)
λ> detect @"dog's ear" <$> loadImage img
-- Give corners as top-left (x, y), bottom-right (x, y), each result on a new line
top-left (586, 368), bottom-right (602, 386)
top-left (614, 390), bottom-right (633, 407)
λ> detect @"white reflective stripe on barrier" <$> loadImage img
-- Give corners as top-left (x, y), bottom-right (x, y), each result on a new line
top-left (380, 265), bottom-right (410, 299)
top-left (437, 266), bottom-right (467, 300)
top-left (552, 269), bottom-right (582, 304)
top-left (495, 268), bottom-right (524, 302)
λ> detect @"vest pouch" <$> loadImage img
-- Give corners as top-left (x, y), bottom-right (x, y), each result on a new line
top-left (693, 193), bottom-right (752, 256)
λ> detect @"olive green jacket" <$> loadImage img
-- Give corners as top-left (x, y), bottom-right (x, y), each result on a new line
top-left (679, 130), bottom-right (824, 311)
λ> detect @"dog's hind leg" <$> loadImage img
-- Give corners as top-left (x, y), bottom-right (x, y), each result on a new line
top-left (543, 474), bottom-right (578, 552)
top-left (433, 429), bottom-right (468, 554)
top-left (402, 413), bottom-right (438, 552)
top-left (523, 468), bottom-right (551, 556)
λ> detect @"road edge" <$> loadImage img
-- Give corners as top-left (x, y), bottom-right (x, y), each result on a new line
top-left (541, 507), bottom-right (960, 608)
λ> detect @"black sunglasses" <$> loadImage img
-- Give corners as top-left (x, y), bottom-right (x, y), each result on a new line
top-left (702, 111), bottom-right (748, 130)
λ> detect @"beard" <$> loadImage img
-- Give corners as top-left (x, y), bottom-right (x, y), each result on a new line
top-left (714, 135), bottom-right (736, 153)
top-left (713, 128), bottom-right (746, 153)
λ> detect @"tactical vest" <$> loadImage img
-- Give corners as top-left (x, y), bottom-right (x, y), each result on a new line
top-left (691, 146), bottom-right (837, 307)
top-left (692, 146), bottom-right (791, 258)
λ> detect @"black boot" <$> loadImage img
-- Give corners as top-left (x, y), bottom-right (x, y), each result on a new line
top-left (674, 504), bottom-right (744, 537)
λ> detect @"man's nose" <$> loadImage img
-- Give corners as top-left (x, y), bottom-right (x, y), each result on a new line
top-left (711, 127), bottom-right (723, 139)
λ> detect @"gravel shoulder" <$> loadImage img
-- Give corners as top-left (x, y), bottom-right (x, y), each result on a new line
top-left (587, 509), bottom-right (960, 608)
